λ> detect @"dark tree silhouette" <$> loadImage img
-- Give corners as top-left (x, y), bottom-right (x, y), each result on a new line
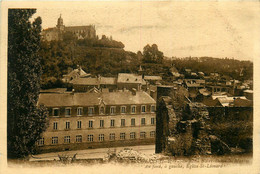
top-left (8, 9), bottom-right (48, 158)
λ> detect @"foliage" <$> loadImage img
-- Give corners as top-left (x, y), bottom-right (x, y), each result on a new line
top-left (173, 57), bottom-right (253, 81)
top-left (8, 9), bottom-right (48, 158)
top-left (142, 44), bottom-right (164, 64)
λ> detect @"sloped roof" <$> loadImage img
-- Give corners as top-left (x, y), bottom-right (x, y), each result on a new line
top-left (144, 76), bottom-right (162, 81)
top-left (40, 88), bottom-right (67, 93)
top-left (38, 91), bottom-right (156, 107)
top-left (100, 77), bottom-right (117, 85)
top-left (233, 98), bottom-right (253, 107)
top-left (199, 88), bottom-right (211, 96)
top-left (117, 73), bottom-right (142, 84)
top-left (71, 78), bottom-right (99, 85)
top-left (65, 26), bottom-right (94, 31)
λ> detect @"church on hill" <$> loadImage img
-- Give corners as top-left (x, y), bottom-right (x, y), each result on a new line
top-left (41, 15), bottom-right (97, 41)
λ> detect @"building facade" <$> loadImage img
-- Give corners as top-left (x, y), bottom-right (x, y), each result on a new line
top-left (41, 15), bottom-right (96, 41)
top-left (37, 91), bottom-right (156, 152)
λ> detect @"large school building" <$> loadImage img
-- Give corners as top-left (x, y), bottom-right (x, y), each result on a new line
top-left (37, 90), bottom-right (156, 152)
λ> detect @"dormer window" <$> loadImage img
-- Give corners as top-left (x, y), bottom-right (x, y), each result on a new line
top-left (121, 106), bottom-right (126, 114)
top-left (100, 106), bottom-right (105, 115)
top-left (131, 106), bottom-right (136, 114)
top-left (141, 105), bottom-right (146, 113)
top-left (77, 107), bottom-right (83, 116)
top-left (52, 108), bottom-right (60, 116)
top-left (151, 105), bottom-right (156, 113)
top-left (65, 108), bottom-right (71, 117)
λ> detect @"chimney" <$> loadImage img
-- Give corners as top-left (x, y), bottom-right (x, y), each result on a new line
top-left (71, 89), bottom-right (75, 95)
top-left (132, 88), bottom-right (136, 95)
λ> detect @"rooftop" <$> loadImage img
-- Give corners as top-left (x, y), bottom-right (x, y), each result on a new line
top-left (144, 76), bottom-right (162, 81)
top-left (71, 77), bottom-right (99, 85)
top-left (100, 77), bottom-right (117, 85)
top-left (38, 91), bottom-right (156, 107)
top-left (117, 73), bottom-right (143, 84)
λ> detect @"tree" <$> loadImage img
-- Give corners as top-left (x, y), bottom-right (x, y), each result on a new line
top-left (8, 9), bottom-right (48, 158)
top-left (142, 44), bottom-right (164, 64)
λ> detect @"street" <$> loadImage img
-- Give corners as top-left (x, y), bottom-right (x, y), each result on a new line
top-left (30, 144), bottom-right (156, 161)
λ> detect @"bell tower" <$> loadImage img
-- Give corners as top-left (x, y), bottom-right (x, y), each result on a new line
top-left (56, 14), bottom-right (65, 31)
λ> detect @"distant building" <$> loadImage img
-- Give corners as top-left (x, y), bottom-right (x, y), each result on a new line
top-left (62, 66), bottom-right (90, 83)
top-left (41, 15), bottom-right (96, 41)
top-left (144, 75), bottom-right (162, 85)
top-left (37, 91), bottom-right (156, 152)
top-left (117, 73), bottom-right (145, 91)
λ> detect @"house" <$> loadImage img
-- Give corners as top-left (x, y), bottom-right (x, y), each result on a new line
top-left (37, 90), bottom-right (156, 152)
top-left (100, 77), bottom-right (117, 92)
top-left (144, 75), bottom-right (162, 85)
top-left (71, 78), bottom-right (99, 92)
top-left (62, 66), bottom-right (90, 83)
top-left (117, 73), bottom-right (143, 91)
top-left (184, 79), bottom-right (205, 90)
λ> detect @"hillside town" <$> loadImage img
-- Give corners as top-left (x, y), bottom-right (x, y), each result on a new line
top-left (36, 16), bottom-right (253, 157)
top-left (7, 10), bottom-right (254, 166)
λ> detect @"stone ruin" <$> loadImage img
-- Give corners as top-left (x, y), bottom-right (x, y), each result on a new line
top-left (156, 86), bottom-right (231, 156)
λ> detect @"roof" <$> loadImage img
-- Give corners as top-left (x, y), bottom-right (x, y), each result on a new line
top-left (244, 90), bottom-right (253, 94)
top-left (38, 91), bottom-right (156, 107)
top-left (202, 98), bottom-right (221, 107)
top-left (233, 98), bottom-right (253, 107)
top-left (117, 73), bottom-right (143, 84)
top-left (40, 88), bottom-right (67, 93)
top-left (100, 77), bottom-right (117, 85)
top-left (199, 88), bottom-right (211, 96)
top-left (71, 78), bottom-right (99, 85)
top-left (213, 95), bottom-right (247, 107)
top-left (65, 25), bottom-right (94, 31)
top-left (144, 76), bottom-right (162, 81)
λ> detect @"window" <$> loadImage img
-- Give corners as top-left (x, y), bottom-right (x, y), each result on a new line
top-left (110, 106), bottom-right (115, 115)
top-left (150, 131), bottom-right (155, 138)
top-left (37, 138), bottom-right (44, 146)
top-left (131, 106), bottom-right (136, 114)
top-left (65, 121), bottom-right (70, 130)
top-left (87, 135), bottom-right (93, 142)
top-left (121, 106), bottom-right (126, 114)
top-left (77, 107), bottom-right (83, 116)
top-left (52, 108), bottom-right (59, 116)
top-left (109, 133), bottom-right (115, 141)
top-left (100, 120), bottom-right (104, 128)
top-left (131, 118), bottom-right (135, 126)
top-left (64, 136), bottom-right (70, 143)
top-left (89, 120), bottom-right (93, 128)
top-left (140, 132), bottom-right (146, 139)
top-left (76, 135), bottom-right (82, 143)
top-left (121, 119), bottom-right (125, 127)
top-left (65, 108), bottom-right (71, 116)
top-left (141, 118), bottom-right (146, 126)
top-left (151, 118), bottom-right (155, 125)
top-left (99, 134), bottom-right (104, 141)
top-left (53, 122), bottom-right (58, 130)
top-left (100, 106), bottom-right (105, 115)
top-left (77, 121), bottom-right (82, 129)
top-left (130, 132), bottom-right (136, 139)
top-left (120, 133), bottom-right (125, 140)
top-left (141, 105), bottom-right (146, 113)
top-left (110, 119), bottom-right (115, 127)
top-left (52, 137), bottom-right (58, 144)
top-left (88, 107), bottom-right (94, 115)
top-left (151, 105), bottom-right (156, 113)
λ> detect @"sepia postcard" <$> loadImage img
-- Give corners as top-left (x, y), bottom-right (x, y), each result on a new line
top-left (0, 1), bottom-right (259, 174)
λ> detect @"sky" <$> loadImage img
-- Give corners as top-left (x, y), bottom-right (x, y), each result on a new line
top-left (32, 1), bottom-right (260, 61)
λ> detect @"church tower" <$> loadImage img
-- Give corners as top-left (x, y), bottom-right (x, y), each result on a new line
top-left (56, 14), bottom-right (65, 31)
